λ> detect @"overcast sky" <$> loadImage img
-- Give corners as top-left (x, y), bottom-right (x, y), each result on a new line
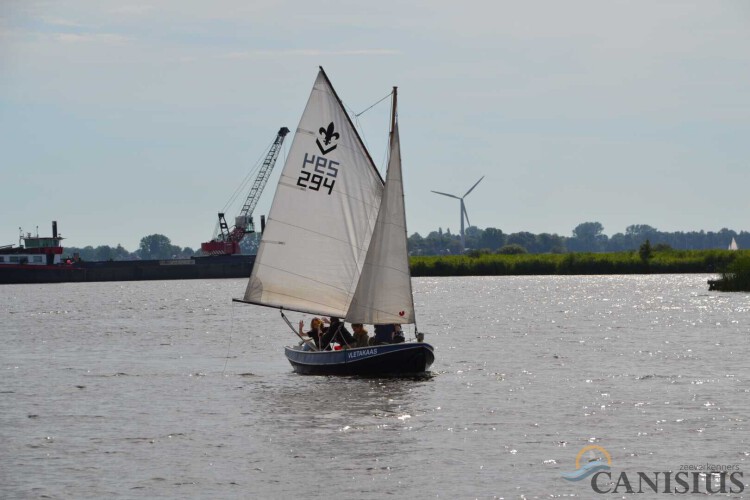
top-left (2, 1), bottom-right (749, 250)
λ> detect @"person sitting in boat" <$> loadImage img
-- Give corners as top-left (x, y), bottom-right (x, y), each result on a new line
top-left (392, 324), bottom-right (405, 344)
top-left (299, 317), bottom-right (327, 348)
top-left (320, 317), bottom-right (356, 349)
top-left (371, 324), bottom-right (406, 345)
top-left (351, 323), bottom-right (370, 348)
top-left (372, 324), bottom-right (395, 345)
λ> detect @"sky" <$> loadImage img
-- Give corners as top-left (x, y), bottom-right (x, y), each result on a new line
top-left (1, 1), bottom-right (749, 250)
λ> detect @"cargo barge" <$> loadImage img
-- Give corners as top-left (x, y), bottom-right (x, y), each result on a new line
top-left (0, 222), bottom-right (254, 285)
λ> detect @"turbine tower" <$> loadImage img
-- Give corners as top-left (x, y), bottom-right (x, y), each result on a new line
top-left (432, 176), bottom-right (484, 252)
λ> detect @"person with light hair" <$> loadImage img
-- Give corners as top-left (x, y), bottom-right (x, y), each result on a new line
top-left (351, 323), bottom-right (370, 348)
top-left (298, 317), bottom-right (327, 348)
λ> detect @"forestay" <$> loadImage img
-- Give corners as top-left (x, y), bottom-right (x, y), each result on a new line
top-left (346, 120), bottom-right (415, 324)
top-left (242, 69), bottom-right (384, 318)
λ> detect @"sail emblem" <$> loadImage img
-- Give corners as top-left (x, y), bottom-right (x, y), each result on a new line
top-left (316, 122), bottom-right (339, 155)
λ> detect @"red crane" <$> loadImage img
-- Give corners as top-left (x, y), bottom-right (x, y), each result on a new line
top-left (201, 127), bottom-right (290, 255)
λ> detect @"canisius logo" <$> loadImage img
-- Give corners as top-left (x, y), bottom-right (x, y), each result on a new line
top-left (561, 445), bottom-right (612, 482)
top-left (562, 445), bottom-right (744, 494)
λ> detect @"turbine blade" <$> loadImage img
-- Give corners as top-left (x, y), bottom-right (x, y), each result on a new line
top-left (463, 176), bottom-right (485, 198)
top-left (431, 190), bottom-right (461, 200)
top-left (462, 204), bottom-right (471, 227)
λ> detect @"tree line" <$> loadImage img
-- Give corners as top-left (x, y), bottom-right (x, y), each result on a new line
top-left (64, 232), bottom-right (262, 261)
top-left (65, 234), bottom-right (198, 261)
top-left (409, 222), bottom-right (748, 255)
top-left (63, 223), bottom-right (747, 261)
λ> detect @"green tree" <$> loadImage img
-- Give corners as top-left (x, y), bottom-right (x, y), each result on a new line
top-left (570, 222), bottom-right (607, 252)
top-left (536, 233), bottom-right (566, 253)
top-left (639, 239), bottom-right (653, 262)
top-left (426, 229), bottom-right (454, 255)
top-left (113, 244), bottom-right (132, 260)
top-left (497, 244), bottom-right (527, 255)
top-left (446, 239), bottom-right (463, 254)
top-left (64, 245), bottom-right (95, 260)
top-left (467, 248), bottom-right (492, 258)
top-left (408, 233), bottom-right (425, 255)
top-left (626, 224), bottom-right (657, 239)
top-left (138, 234), bottom-right (176, 260)
top-left (573, 222), bottom-right (604, 239)
top-left (94, 245), bottom-right (115, 261)
top-left (507, 232), bottom-right (537, 253)
top-left (464, 226), bottom-right (482, 250)
top-left (479, 227), bottom-right (505, 251)
top-left (653, 243), bottom-right (672, 252)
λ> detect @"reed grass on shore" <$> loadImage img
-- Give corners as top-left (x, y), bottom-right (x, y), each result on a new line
top-left (709, 255), bottom-right (750, 291)
top-left (410, 249), bottom-right (746, 277)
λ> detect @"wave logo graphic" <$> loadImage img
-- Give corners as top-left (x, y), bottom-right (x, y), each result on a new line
top-left (561, 445), bottom-right (612, 482)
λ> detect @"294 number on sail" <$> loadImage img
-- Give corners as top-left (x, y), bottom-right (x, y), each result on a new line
top-left (297, 153), bottom-right (337, 195)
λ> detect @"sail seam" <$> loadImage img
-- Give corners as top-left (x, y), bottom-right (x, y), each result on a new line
top-left (253, 262), bottom-right (351, 296)
top-left (265, 214), bottom-right (378, 253)
top-left (359, 261), bottom-right (410, 274)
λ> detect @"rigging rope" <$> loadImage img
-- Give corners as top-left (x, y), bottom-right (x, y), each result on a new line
top-left (208, 135), bottom-right (278, 241)
top-left (222, 301), bottom-right (236, 375)
top-left (354, 91), bottom-right (393, 117)
top-left (346, 91), bottom-right (394, 173)
top-left (221, 136), bottom-right (275, 214)
top-left (280, 309), bottom-right (318, 350)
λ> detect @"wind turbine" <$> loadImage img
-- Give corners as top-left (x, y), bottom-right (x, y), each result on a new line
top-left (432, 176), bottom-right (484, 252)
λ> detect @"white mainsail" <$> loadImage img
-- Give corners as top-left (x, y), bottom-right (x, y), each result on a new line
top-left (729, 237), bottom-right (739, 250)
top-left (346, 115), bottom-right (415, 325)
top-left (242, 69), bottom-right (384, 317)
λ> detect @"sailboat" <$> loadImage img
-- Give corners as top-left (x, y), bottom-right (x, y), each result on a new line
top-left (729, 237), bottom-right (739, 251)
top-left (234, 67), bottom-right (434, 376)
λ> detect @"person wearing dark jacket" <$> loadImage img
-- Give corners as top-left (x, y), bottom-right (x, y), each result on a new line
top-left (372, 324), bottom-right (395, 344)
top-left (372, 324), bottom-right (405, 345)
top-left (299, 317), bottom-right (327, 348)
top-left (320, 317), bottom-right (356, 349)
top-left (392, 324), bottom-right (405, 343)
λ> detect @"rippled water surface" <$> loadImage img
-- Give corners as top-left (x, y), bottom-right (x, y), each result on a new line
top-left (2, 275), bottom-right (749, 498)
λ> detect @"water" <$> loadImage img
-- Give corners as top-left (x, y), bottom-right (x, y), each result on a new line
top-left (1, 275), bottom-right (749, 498)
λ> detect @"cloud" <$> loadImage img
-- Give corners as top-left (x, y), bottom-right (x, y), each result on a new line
top-left (217, 48), bottom-right (401, 59)
top-left (39, 17), bottom-right (84, 28)
top-left (110, 5), bottom-right (154, 15)
top-left (54, 33), bottom-right (130, 45)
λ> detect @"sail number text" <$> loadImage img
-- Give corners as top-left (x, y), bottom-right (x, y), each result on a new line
top-left (297, 153), bottom-right (337, 195)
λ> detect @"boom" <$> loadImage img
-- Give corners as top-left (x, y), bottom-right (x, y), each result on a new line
top-left (236, 127), bottom-right (290, 229)
top-left (201, 127), bottom-right (290, 255)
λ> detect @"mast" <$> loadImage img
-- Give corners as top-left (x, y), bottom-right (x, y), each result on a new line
top-left (345, 83), bottom-right (416, 325)
top-left (389, 87), bottom-right (421, 338)
top-left (393, 86), bottom-right (418, 331)
top-left (390, 86), bottom-right (397, 138)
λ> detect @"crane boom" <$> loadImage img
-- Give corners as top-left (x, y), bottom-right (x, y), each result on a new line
top-left (232, 127), bottom-right (290, 237)
top-left (201, 126), bottom-right (290, 256)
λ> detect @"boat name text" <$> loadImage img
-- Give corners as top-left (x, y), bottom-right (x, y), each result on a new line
top-left (347, 348), bottom-right (377, 359)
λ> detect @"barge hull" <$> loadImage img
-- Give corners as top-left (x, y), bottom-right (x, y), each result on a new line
top-left (0, 255), bottom-right (254, 284)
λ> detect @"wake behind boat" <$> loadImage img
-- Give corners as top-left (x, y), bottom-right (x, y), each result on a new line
top-left (234, 67), bottom-right (434, 376)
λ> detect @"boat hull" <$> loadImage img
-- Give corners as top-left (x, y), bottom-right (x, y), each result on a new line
top-left (284, 342), bottom-right (434, 376)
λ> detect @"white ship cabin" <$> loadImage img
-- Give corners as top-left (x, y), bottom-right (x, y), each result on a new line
top-left (0, 222), bottom-right (65, 266)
